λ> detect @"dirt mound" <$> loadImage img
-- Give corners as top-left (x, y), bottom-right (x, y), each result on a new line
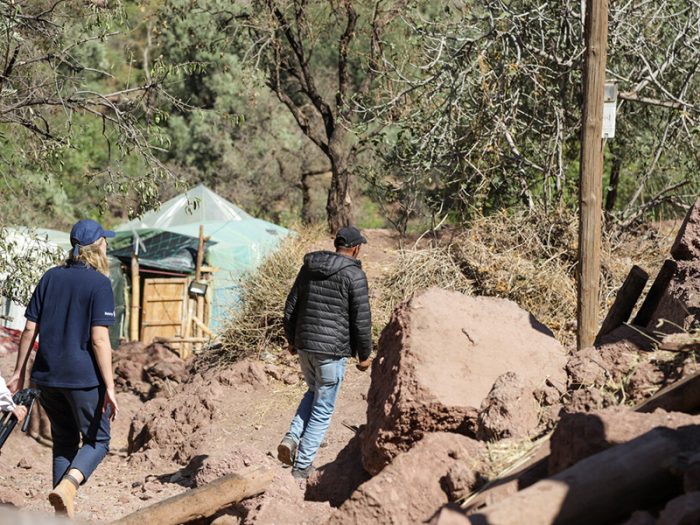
top-left (549, 407), bottom-right (699, 475)
top-left (565, 325), bottom-right (700, 413)
top-left (328, 432), bottom-right (485, 525)
top-left (361, 288), bottom-right (567, 475)
top-left (305, 433), bottom-right (370, 507)
top-left (114, 341), bottom-right (189, 400)
top-left (477, 372), bottom-right (540, 441)
top-left (127, 360), bottom-right (272, 464)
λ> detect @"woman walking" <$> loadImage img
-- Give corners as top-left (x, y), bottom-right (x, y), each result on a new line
top-left (8, 219), bottom-right (119, 518)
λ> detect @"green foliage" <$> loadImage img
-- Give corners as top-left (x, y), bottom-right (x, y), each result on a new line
top-left (0, 229), bottom-right (64, 304)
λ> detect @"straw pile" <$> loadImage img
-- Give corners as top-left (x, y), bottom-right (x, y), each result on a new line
top-left (205, 226), bottom-right (324, 366)
top-left (450, 208), bottom-right (670, 346)
top-left (371, 247), bottom-right (473, 336)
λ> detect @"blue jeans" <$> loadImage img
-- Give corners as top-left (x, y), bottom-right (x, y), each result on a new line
top-left (286, 351), bottom-right (347, 470)
top-left (39, 386), bottom-right (111, 487)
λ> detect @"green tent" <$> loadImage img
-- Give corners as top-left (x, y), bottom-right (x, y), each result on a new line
top-left (117, 185), bottom-right (290, 330)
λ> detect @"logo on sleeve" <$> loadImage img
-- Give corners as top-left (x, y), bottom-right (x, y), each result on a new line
top-left (105, 311), bottom-right (115, 317)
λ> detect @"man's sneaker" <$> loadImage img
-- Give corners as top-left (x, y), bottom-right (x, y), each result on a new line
top-left (277, 436), bottom-right (297, 467)
top-left (291, 464), bottom-right (316, 480)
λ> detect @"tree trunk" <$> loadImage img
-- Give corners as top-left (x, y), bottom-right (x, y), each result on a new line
top-left (326, 138), bottom-right (353, 233)
top-left (301, 171), bottom-right (313, 225)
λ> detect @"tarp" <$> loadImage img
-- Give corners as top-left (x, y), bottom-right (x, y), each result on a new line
top-left (117, 184), bottom-right (251, 230)
top-left (116, 185), bottom-right (291, 330)
top-left (109, 229), bottom-right (216, 274)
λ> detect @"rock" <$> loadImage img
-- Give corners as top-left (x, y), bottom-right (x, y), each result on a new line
top-left (549, 407), bottom-right (699, 475)
top-left (263, 363), bottom-right (283, 381)
top-left (647, 261), bottom-right (700, 335)
top-left (444, 462), bottom-right (482, 501)
top-left (211, 514), bottom-right (242, 525)
top-left (0, 506), bottom-right (73, 523)
top-left (657, 492), bottom-right (700, 525)
top-left (565, 326), bottom-right (662, 412)
top-left (361, 289), bottom-right (567, 475)
top-left (329, 432), bottom-right (484, 525)
top-left (16, 457), bottom-right (32, 469)
top-left (671, 198), bottom-right (700, 261)
top-left (477, 372), bottom-right (540, 441)
top-left (216, 360), bottom-right (268, 392)
top-left (0, 485), bottom-right (26, 507)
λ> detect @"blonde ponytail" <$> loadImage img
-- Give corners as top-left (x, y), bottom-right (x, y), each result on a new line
top-left (67, 240), bottom-right (109, 276)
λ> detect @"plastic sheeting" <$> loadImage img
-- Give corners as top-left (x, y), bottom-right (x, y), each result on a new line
top-left (115, 185), bottom-right (290, 331)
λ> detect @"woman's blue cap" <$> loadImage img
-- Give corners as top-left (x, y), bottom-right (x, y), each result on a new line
top-left (70, 219), bottom-right (115, 257)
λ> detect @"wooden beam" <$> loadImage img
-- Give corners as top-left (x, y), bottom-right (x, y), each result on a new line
top-left (595, 265), bottom-right (648, 343)
top-left (635, 370), bottom-right (700, 414)
top-left (130, 252), bottom-right (140, 341)
top-left (577, 0), bottom-right (609, 350)
top-left (466, 428), bottom-right (683, 525)
top-left (193, 316), bottom-right (213, 337)
top-left (194, 225), bottom-right (206, 350)
top-left (632, 259), bottom-right (678, 328)
top-left (111, 468), bottom-right (273, 525)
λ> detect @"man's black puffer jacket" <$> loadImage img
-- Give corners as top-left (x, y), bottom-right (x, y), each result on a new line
top-left (284, 251), bottom-right (372, 361)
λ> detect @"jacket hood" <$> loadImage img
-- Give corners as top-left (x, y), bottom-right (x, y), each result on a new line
top-left (303, 251), bottom-right (361, 278)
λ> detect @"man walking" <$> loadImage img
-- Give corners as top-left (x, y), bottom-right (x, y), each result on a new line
top-left (279, 226), bottom-right (372, 479)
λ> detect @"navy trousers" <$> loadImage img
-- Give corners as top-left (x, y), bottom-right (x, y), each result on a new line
top-left (39, 386), bottom-right (110, 486)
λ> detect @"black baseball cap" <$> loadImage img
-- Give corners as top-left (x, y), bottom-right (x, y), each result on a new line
top-left (334, 226), bottom-right (368, 248)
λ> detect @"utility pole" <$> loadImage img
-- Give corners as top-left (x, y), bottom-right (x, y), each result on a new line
top-left (577, 0), bottom-right (608, 350)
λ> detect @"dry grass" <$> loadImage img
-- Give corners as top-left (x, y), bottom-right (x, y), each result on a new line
top-left (371, 247), bottom-right (473, 336)
top-left (450, 208), bottom-right (672, 346)
top-left (202, 224), bottom-right (325, 366)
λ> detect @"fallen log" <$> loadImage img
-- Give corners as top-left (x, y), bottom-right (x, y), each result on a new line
top-left (111, 468), bottom-right (273, 525)
top-left (465, 427), bottom-right (686, 525)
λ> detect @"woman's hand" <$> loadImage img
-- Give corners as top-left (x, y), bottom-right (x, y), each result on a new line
top-left (11, 405), bottom-right (27, 423)
top-left (103, 388), bottom-right (119, 422)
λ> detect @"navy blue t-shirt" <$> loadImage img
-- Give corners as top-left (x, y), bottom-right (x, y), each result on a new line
top-left (25, 262), bottom-right (115, 388)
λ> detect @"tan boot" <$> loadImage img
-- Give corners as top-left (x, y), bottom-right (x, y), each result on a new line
top-left (48, 478), bottom-right (77, 518)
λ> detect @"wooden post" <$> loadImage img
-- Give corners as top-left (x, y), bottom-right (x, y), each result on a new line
top-left (595, 265), bottom-right (649, 342)
top-left (632, 259), bottom-right (678, 328)
top-left (577, 0), bottom-right (609, 350)
top-left (130, 252), bottom-right (140, 341)
top-left (111, 468), bottom-right (273, 525)
top-left (194, 225), bottom-right (207, 349)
